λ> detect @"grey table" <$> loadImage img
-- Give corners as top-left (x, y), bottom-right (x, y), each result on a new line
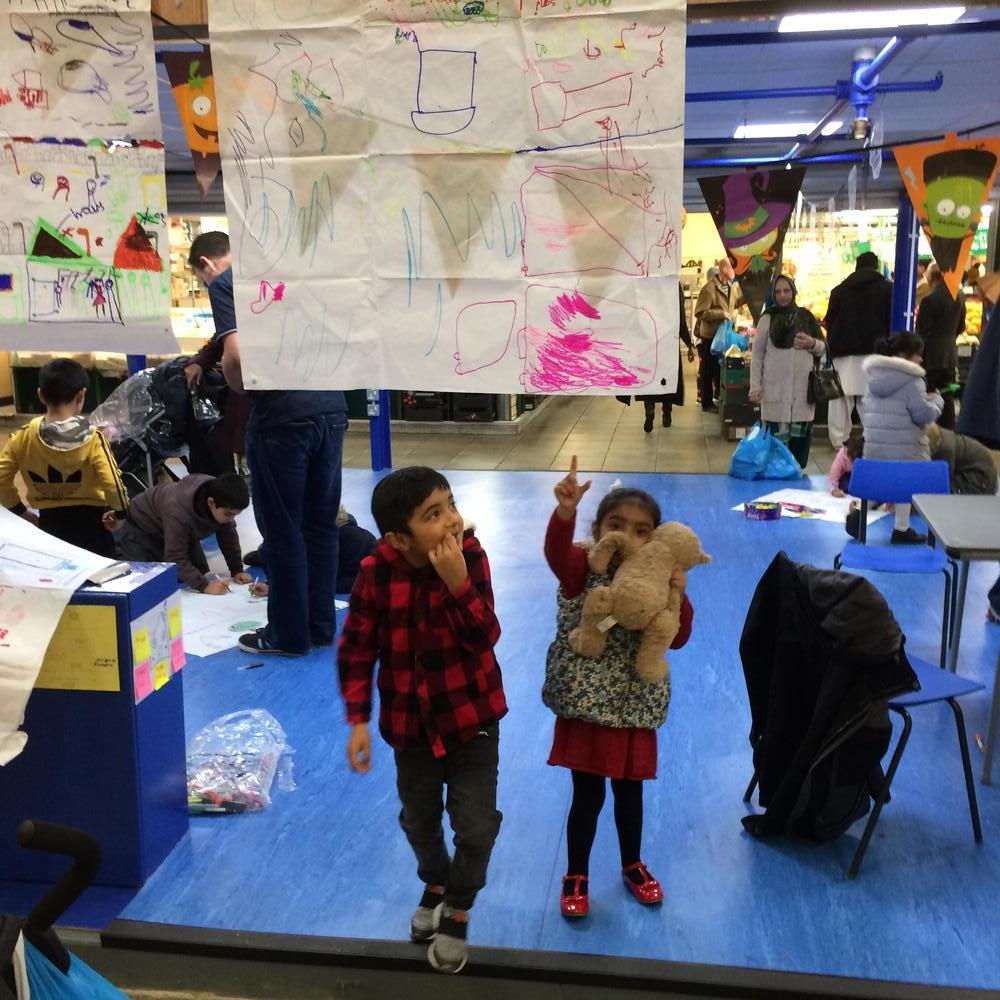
top-left (912, 494), bottom-right (1000, 782)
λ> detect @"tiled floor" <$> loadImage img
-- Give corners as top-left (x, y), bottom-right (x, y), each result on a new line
top-left (343, 372), bottom-right (839, 478)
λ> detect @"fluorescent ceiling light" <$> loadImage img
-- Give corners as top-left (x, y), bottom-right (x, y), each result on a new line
top-left (779, 7), bottom-right (964, 32)
top-left (734, 121), bottom-right (843, 139)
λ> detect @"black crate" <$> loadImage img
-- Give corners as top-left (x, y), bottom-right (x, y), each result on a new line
top-left (451, 392), bottom-right (496, 422)
top-left (401, 391), bottom-right (447, 422)
top-left (721, 401), bottom-right (760, 440)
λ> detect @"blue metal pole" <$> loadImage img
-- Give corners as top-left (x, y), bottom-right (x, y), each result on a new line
top-left (891, 191), bottom-right (920, 332)
top-left (368, 389), bottom-right (392, 472)
top-left (126, 354), bottom-right (147, 375)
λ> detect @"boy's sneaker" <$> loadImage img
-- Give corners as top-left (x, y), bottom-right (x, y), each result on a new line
top-left (237, 629), bottom-right (306, 657)
top-left (427, 907), bottom-right (468, 974)
top-left (891, 528), bottom-right (927, 546)
top-left (410, 887), bottom-right (444, 943)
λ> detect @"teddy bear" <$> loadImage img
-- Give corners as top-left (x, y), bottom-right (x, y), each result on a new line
top-left (568, 522), bottom-right (710, 683)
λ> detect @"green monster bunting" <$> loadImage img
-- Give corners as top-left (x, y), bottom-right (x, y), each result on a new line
top-left (895, 133), bottom-right (1000, 299)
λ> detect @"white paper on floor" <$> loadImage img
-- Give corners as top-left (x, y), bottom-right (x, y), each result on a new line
top-left (181, 588), bottom-right (349, 657)
top-left (732, 489), bottom-right (890, 524)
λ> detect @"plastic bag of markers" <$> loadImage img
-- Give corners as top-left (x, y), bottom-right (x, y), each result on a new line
top-left (186, 709), bottom-right (295, 814)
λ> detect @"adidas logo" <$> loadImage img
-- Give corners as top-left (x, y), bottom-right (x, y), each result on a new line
top-left (27, 466), bottom-right (83, 485)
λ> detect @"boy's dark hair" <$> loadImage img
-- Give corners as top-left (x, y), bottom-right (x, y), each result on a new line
top-left (371, 466), bottom-right (450, 536)
top-left (188, 231), bottom-right (230, 268)
top-left (875, 330), bottom-right (924, 358)
top-left (856, 251), bottom-right (880, 271)
top-left (594, 487), bottom-right (661, 529)
top-left (206, 473), bottom-right (250, 510)
top-left (38, 358), bottom-right (88, 406)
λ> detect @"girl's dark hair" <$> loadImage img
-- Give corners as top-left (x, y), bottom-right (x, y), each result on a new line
top-left (874, 330), bottom-right (924, 358)
top-left (594, 488), bottom-right (661, 528)
top-left (845, 434), bottom-right (865, 460)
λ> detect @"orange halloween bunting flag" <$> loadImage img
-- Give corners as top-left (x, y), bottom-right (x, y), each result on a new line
top-left (164, 48), bottom-right (221, 198)
top-left (894, 133), bottom-right (1000, 299)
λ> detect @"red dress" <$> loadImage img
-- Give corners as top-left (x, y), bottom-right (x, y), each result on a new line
top-left (543, 511), bottom-right (693, 781)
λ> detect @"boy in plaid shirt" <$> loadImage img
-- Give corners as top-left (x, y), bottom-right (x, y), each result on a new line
top-left (337, 467), bottom-right (505, 975)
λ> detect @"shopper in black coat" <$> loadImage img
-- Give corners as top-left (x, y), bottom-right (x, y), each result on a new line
top-left (917, 268), bottom-right (965, 428)
top-left (822, 252), bottom-right (894, 448)
top-left (618, 285), bottom-right (694, 431)
top-left (740, 552), bottom-right (918, 841)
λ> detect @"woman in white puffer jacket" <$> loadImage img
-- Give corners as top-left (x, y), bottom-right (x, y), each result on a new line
top-left (862, 331), bottom-right (944, 544)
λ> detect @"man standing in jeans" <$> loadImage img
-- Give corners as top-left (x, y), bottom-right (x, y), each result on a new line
top-left (694, 258), bottom-right (741, 413)
top-left (188, 233), bottom-right (348, 656)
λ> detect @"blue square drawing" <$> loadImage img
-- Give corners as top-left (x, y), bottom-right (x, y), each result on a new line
top-left (0, 274), bottom-right (12, 292)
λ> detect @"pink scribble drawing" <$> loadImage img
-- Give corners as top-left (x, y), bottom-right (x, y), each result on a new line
top-left (251, 279), bottom-right (286, 314)
top-left (531, 74), bottom-right (632, 132)
top-left (520, 137), bottom-right (671, 277)
top-left (454, 299), bottom-right (518, 375)
top-left (519, 285), bottom-right (658, 394)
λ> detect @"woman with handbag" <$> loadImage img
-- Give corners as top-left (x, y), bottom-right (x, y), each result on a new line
top-left (748, 275), bottom-right (827, 467)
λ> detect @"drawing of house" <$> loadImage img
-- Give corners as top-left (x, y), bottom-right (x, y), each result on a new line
top-left (26, 220), bottom-right (122, 325)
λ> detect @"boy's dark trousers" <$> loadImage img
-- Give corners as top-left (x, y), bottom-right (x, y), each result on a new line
top-left (39, 505), bottom-right (115, 558)
top-left (393, 723), bottom-right (502, 912)
top-left (117, 519), bottom-right (209, 577)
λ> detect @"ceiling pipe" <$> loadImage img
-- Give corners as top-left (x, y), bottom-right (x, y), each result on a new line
top-left (686, 18), bottom-right (1000, 48)
top-left (685, 151), bottom-right (896, 168)
top-left (782, 34), bottom-right (908, 162)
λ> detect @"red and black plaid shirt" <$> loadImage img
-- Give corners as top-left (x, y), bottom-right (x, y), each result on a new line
top-left (337, 533), bottom-right (506, 758)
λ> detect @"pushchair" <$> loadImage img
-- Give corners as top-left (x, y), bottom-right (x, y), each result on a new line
top-left (1, 821), bottom-right (127, 998)
top-left (91, 358), bottom-right (223, 497)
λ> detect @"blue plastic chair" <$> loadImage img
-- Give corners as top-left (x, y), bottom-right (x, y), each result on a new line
top-left (834, 460), bottom-right (957, 667)
top-left (849, 655), bottom-right (984, 876)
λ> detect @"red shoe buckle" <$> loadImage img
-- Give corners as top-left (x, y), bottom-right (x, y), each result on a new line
top-left (622, 862), bottom-right (663, 905)
top-left (560, 874), bottom-right (589, 918)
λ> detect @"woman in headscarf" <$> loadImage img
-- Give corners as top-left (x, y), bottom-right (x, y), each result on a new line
top-left (749, 275), bottom-right (826, 467)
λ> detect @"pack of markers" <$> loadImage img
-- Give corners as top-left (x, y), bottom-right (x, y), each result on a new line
top-left (744, 501), bottom-right (782, 521)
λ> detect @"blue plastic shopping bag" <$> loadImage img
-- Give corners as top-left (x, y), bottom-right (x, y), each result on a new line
top-left (710, 319), bottom-right (749, 356)
top-left (729, 423), bottom-right (802, 480)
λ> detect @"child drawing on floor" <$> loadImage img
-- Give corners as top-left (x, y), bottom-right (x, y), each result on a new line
top-left (542, 457), bottom-right (693, 918)
top-left (828, 434), bottom-right (865, 497)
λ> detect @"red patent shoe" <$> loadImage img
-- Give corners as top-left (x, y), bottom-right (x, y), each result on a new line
top-left (560, 874), bottom-right (589, 918)
top-left (622, 862), bottom-right (663, 905)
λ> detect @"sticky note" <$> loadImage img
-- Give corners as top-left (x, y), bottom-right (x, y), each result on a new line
top-left (170, 636), bottom-right (185, 672)
top-left (133, 661), bottom-right (153, 703)
top-left (37, 605), bottom-right (119, 692)
top-left (168, 604), bottom-right (182, 639)
top-left (153, 659), bottom-right (170, 690)
top-left (132, 626), bottom-right (151, 663)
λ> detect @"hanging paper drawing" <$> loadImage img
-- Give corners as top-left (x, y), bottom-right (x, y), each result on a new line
top-left (0, 1), bottom-right (174, 352)
top-left (209, 1), bottom-right (687, 393)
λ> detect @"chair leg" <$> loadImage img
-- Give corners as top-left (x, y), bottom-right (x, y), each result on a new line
top-left (743, 771), bottom-right (758, 803)
top-left (849, 707), bottom-right (912, 877)
top-left (948, 560), bottom-right (959, 646)
top-left (947, 698), bottom-right (983, 843)
top-left (940, 569), bottom-right (952, 669)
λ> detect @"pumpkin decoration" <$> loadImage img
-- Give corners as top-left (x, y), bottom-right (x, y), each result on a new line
top-left (170, 54), bottom-right (219, 157)
top-left (164, 48), bottom-right (222, 198)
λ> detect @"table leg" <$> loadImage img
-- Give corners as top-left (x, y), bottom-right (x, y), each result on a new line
top-left (982, 644), bottom-right (1000, 784)
top-left (947, 560), bottom-right (970, 675)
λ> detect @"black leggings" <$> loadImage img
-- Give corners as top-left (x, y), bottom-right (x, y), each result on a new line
top-left (566, 770), bottom-right (643, 875)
